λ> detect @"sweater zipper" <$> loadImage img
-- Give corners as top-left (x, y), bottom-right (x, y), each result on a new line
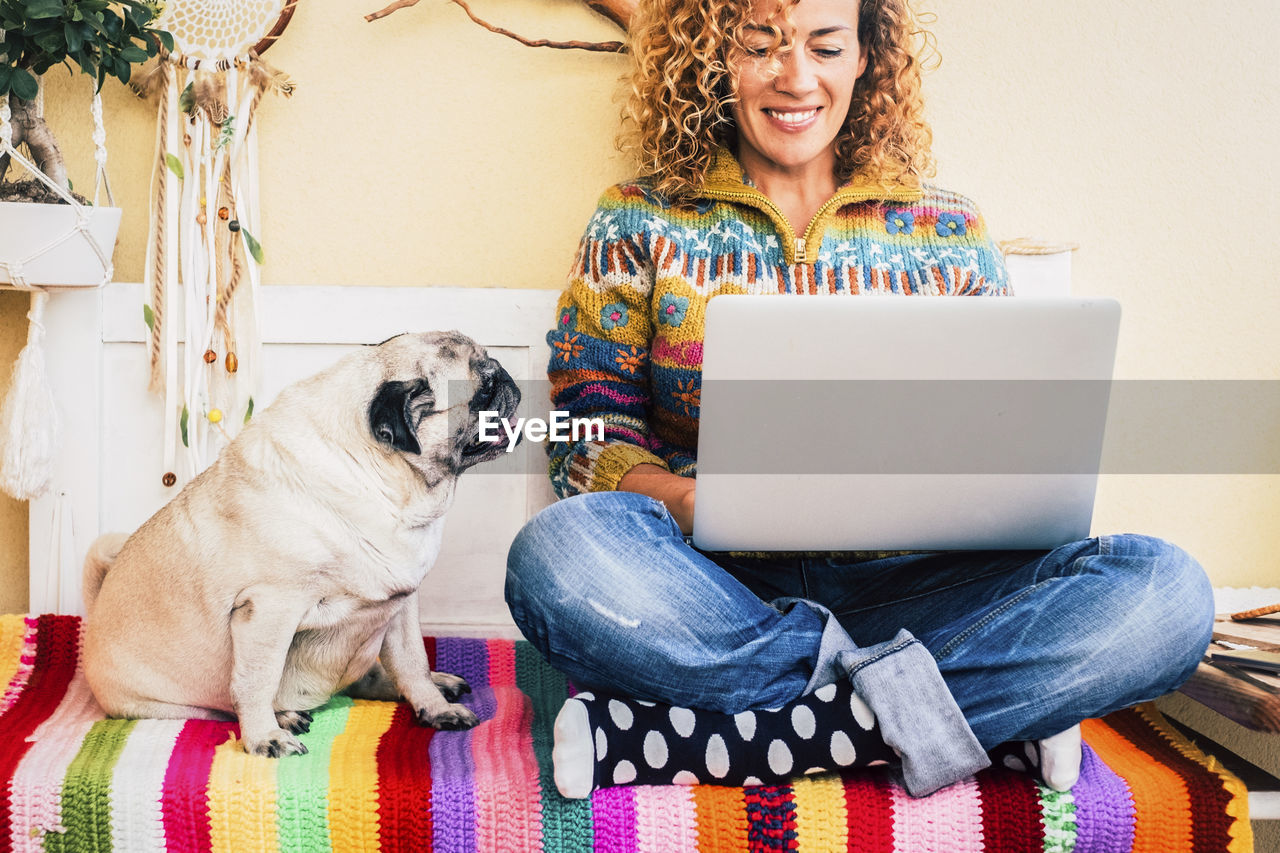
top-left (797, 194), bottom-right (848, 265)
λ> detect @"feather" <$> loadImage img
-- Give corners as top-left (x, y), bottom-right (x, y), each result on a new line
top-left (247, 56), bottom-right (296, 98)
top-left (129, 58), bottom-right (170, 99)
top-left (192, 72), bottom-right (229, 123)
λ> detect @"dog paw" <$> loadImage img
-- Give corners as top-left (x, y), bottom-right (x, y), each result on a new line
top-left (432, 672), bottom-right (472, 702)
top-left (417, 703), bottom-right (479, 731)
top-left (244, 729), bottom-right (309, 758)
top-left (275, 710), bottom-right (313, 735)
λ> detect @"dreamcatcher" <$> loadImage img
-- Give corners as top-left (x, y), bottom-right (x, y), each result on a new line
top-left (139, 0), bottom-right (296, 488)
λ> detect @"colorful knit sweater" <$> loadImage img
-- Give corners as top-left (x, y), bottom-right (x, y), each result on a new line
top-left (546, 148), bottom-right (1011, 499)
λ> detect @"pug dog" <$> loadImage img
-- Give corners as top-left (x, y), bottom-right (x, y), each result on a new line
top-left (82, 331), bottom-right (520, 757)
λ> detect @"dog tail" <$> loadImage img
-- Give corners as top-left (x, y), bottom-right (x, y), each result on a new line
top-left (82, 533), bottom-right (129, 613)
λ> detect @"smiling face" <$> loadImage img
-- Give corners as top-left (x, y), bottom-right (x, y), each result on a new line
top-left (731, 0), bottom-right (867, 187)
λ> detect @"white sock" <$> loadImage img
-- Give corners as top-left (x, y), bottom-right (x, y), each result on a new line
top-left (552, 696), bottom-right (596, 799)
top-left (1037, 724), bottom-right (1082, 792)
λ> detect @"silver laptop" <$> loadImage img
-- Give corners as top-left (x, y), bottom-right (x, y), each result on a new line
top-left (691, 295), bottom-right (1121, 551)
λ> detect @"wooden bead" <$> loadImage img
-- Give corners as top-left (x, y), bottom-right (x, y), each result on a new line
top-left (228, 219), bottom-right (240, 232)
top-left (203, 349), bottom-right (217, 363)
top-left (162, 472), bottom-right (177, 487)
top-left (196, 211), bottom-right (207, 225)
top-left (218, 207), bottom-right (230, 220)
top-left (225, 352), bottom-right (238, 373)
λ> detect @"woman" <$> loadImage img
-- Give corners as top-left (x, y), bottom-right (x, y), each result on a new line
top-left (506, 0), bottom-right (1213, 799)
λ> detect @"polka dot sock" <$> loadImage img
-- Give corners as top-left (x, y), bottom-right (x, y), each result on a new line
top-left (987, 724), bottom-right (1082, 792)
top-left (551, 680), bottom-right (898, 798)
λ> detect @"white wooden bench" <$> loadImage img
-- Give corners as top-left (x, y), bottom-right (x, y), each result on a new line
top-left (28, 282), bottom-right (560, 636)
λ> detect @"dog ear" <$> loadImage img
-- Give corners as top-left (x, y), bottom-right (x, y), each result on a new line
top-left (368, 379), bottom-right (431, 454)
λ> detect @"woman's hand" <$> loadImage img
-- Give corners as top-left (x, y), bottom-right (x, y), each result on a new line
top-left (617, 463), bottom-right (696, 535)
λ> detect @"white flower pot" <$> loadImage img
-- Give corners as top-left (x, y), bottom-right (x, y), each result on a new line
top-left (0, 201), bottom-right (121, 288)
top-left (999, 238), bottom-right (1078, 298)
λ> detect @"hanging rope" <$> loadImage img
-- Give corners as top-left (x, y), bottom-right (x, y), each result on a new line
top-left (90, 89), bottom-right (114, 207)
top-left (144, 61), bottom-right (174, 394)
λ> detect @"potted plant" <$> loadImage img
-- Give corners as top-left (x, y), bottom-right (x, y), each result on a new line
top-left (0, 0), bottom-right (171, 286)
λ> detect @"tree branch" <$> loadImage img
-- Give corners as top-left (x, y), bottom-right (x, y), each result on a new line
top-left (365, 0), bottom-right (636, 52)
top-left (447, 0), bottom-right (625, 52)
top-left (365, 0), bottom-right (422, 22)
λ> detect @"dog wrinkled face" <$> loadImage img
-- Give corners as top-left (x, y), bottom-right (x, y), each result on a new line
top-left (366, 332), bottom-right (521, 476)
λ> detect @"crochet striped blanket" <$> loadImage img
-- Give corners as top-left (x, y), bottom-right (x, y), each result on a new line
top-left (0, 614), bottom-right (1253, 852)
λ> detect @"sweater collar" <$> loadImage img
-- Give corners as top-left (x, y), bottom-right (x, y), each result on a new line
top-left (700, 146), bottom-right (924, 206)
top-left (697, 147), bottom-right (924, 265)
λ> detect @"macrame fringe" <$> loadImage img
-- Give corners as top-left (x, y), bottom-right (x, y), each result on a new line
top-left (0, 292), bottom-right (59, 500)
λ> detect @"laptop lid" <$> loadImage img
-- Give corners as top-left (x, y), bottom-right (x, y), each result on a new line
top-left (691, 296), bottom-right (1121, 551)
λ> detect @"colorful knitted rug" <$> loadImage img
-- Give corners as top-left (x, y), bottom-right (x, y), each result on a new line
top-left (0, 614), bottom-right (1253, 852)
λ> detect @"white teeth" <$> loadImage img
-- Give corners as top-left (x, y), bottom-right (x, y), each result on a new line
top-left (766, 108), bottom-right (819, 124)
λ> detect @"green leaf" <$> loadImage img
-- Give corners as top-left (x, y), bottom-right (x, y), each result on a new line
top-left (178, 81), bottom-right (193, 113)
top-left (142, 303), bottom-right (155, 333)
top-left (157, 30), bottom-right (174, 52)
top-left (215, 115), bottom-right (234, 151)
top-left (244, 397), bottom-right (254, 424)
top-left (64, 21), bottom-right (83, 53)
top-left (180, 405), bottom-right (189, 447)
top-left (242, 229), bottom-right (265, 265)
top-left (119, 44), bottom-right (147, 63)
top-left (0, 66), bottom-right (11, 95)
top-left (24, 0), bottom-right (65, 20)
top-left (101, 11), bottom-right (122, 39)
top-left (34, 31), bottom-right (64, 53)
top-left (3, 30), bottom-right (26, 54)
top-left (165, 153), bottom-right (183, 180)
top-left (129, 3), bottom-right (160, 32)
top-left (9, 67), bottom-right (38, 101)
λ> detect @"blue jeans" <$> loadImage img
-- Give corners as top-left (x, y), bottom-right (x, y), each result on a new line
top-left (505, 491), bottom-right (1214, 793)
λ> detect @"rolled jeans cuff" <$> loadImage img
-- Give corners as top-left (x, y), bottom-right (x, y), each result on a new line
top-left (776, 599), bottom-right (989, 796)
top-left (842, 629), bottom-right (990, 796)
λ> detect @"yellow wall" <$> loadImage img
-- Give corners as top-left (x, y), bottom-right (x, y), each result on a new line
top-left (1, 0), bottom-right (1276, 607)
top-left (924, 1), bottom-right (1280, 587)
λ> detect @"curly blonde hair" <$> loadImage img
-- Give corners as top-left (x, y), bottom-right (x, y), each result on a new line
top-left (620, 0), bottom-right (935, 201)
